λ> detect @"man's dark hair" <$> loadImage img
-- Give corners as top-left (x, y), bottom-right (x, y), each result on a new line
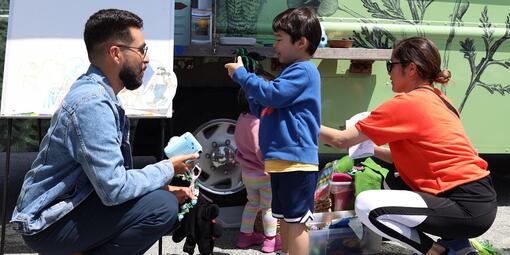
top-left (272, 6), bottom-right (321, 56)
top-left (84, 9), bottom-right (143, 61)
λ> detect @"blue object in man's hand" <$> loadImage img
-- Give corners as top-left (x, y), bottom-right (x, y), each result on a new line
top-left (164, 132), bottom-right (202, 158)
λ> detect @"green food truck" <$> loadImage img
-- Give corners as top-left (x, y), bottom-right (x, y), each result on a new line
top-left (0, 0), bottom-right (508, 206)
top-left (169, 0), bottom-right (510, 204)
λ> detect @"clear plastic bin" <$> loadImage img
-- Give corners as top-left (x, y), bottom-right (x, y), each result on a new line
top-left (308, 211), bottom-right (382, 255)
top-left (330, 181), bottom-right (354, 211)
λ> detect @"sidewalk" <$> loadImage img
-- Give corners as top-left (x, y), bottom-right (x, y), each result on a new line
top-left (4, 174), bottom-right (510, 254)
top-left (3, 206), bottom-right (509, 255)
top-left (148, 206), bottom-right (509, 255)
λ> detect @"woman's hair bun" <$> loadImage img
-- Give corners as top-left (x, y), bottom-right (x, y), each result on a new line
top-left (434, 69), bottom-right (451, 85)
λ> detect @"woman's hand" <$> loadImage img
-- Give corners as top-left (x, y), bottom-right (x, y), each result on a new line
top-left (374, 146), bottom-right (393, 163)
top-left (224, 56), bottom-right (244, 78)
top-left (170, 153), bottom-right (199, 175)
top-left (163, 185), bottom-right (196, 204)
top-left (319, 125), bottom-right (369, 149)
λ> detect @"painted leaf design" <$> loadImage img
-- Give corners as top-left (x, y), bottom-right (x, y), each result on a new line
top-left (351, 26), bottom-right (395, 49)
top-left (416, 0), bottom-right (433, 16)
top-left (361, 0), bottom-right (405, 21)
top-left (226, 0), bottom-right (263, 35)
top-left (478, 83), bottom-right (510, 95)
top-left (318, 0), bottom-right (339, 17)
top-left (479, 6), bottom-right (494, 44)
top-left (226, 0), bottom-right (243, 35)
top-left (460, 38), bottom-right (476, 60)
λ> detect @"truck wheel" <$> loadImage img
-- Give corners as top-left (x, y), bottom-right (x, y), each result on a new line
top-left (193, 118), bottom-right (247, 206)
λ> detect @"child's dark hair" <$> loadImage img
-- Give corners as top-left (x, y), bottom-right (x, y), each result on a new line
top-left (272, 6), bottom-right (321, 56)
top-left (237, 89), bottom-right (250, 114)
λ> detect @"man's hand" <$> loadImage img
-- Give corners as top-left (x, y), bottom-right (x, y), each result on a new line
top-left (163, 185), bottom-right (196, 204)
top-left (224, 56), bottom-right (244, 78)
top-left (170, 153), bottom-right (199, 175)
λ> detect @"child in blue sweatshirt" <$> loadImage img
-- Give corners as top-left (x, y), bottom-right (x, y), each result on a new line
top-left (225, 6), bottom-right (322, 255)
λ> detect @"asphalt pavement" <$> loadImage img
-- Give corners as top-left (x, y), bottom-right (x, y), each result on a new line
top-left (3, 174), bottom-right (510, 255)
top-left (2, 206), bottom-right (509, 255)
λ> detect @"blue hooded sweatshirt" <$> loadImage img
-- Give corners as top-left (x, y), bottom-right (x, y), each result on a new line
top-left (233, 60), bottom-right (321, 165)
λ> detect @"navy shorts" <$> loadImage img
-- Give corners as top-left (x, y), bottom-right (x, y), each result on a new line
top-left (270, 171), bottom-right (318, 223)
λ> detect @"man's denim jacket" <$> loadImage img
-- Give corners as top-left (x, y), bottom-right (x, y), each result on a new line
top-left (11, 65), bottom-right (174, 235)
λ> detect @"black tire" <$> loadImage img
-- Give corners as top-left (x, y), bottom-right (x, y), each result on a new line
top-left (161, 73), bottom-right (246, 206)
top-left (192, 119), bottom-right (247, 207)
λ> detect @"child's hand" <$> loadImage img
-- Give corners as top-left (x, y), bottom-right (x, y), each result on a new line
top-left (224, 56), bottom-right (244, 78)
top-left (170, 153), bottom-right (199, 175)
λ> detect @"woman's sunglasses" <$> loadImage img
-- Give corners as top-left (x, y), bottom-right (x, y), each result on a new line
top-left (386, 61), bottom-right (409, 73)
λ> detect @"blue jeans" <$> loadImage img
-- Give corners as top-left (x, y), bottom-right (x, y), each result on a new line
top-left (23, 189), bottom-right (179, 255)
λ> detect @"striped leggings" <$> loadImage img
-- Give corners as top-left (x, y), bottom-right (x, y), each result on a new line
top-left (240, 169), bottom-right (277, 237)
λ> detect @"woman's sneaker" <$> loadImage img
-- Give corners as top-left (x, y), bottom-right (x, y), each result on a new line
top-left (261, 234), bottom-right (282, 253)
top-left (236, 232), bottom-right (265, 248)
top-left (438, 239), bottom-right (477, 255)
top-left (470, 239), bottom-right (499, 255)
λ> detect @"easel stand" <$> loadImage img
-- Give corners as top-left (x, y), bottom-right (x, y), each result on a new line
top-left (1, 118), bottom-right (13, 254)
top-left (1, 116), bottom-right (169, 255)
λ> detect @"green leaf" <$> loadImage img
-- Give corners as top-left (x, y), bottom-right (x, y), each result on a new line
top-left (241, 56), bottom-right (249, 68)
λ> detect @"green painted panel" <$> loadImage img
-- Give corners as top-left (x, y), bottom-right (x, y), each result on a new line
top-left (217, 1), bottom-right (510, 153)
top-left (318, 61), bottom-right (375, 153)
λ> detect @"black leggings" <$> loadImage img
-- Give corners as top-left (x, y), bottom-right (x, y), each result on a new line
top-left (355, 174), bottom-right (497, 253)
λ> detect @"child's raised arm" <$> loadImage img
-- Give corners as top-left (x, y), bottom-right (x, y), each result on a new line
top-left (224, 56), bottom-right (244, 78)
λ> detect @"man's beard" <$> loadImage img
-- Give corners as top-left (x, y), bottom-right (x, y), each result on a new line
top-left (119, 64), bottom-right (143, 91)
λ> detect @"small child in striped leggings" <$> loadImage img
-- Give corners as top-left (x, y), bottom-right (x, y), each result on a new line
top-left (234, 89), bottom-right (281, 253)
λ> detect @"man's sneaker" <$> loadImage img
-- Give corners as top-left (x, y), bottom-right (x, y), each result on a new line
top-left (261, 234), bottom-right (282, 253)
top-left (438, 239), bottom-right (477, 255)
top-left (236, 232), bottom-right (265, 248)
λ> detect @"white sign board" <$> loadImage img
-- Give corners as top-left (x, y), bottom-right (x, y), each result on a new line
top-left (1, 0), bottom-right (176, 117)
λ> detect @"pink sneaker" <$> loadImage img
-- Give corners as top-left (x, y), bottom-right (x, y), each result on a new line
top-left (261, 234), bottom-right (282, 253)
top-left (236, 232), bottom-right (265, 248)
